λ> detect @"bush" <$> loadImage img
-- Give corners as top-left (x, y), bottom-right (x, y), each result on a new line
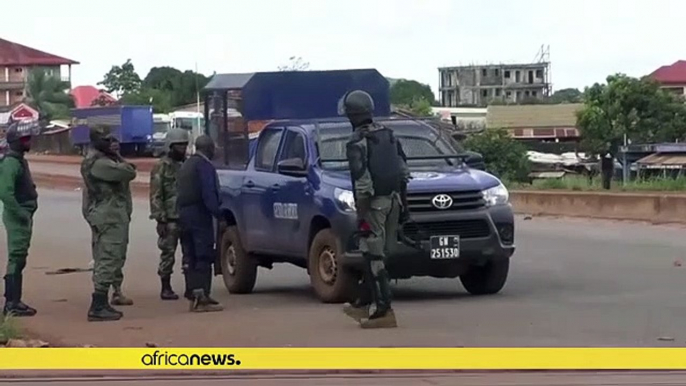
top-left (462, 128), bottom-right (531, 182)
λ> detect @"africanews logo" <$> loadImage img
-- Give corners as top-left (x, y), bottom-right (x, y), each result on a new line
top-left (141, 350), bottom-right (242, 367)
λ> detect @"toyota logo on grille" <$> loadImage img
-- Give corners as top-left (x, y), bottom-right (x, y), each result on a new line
top-left (432, 194), bottom-right (453, 210)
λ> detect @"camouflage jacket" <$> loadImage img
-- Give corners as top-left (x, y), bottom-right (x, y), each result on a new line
top-left (149, 155), bottom-right (184, 223)
top-left (81, 149), bottom-right (137, 226)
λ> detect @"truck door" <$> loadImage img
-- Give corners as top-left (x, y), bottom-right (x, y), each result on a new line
top-left (241, 127), bottom-right (286, 253)
top-left (271, 127), bottom-right (312, 256)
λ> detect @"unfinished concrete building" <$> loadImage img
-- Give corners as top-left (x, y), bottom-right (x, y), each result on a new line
top-left (438, 62), bottom-right (551, 107)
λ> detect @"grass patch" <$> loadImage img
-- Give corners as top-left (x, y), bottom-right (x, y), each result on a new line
top-left (505, 175), bottom-right (686, 193)
top-left (0, 315), bottom-right (22, 344)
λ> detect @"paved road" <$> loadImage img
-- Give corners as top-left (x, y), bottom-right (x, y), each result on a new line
top-left (2, 188), bottom-right (686, 347)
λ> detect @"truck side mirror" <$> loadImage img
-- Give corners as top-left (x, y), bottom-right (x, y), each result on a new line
top-left (277, 158), bottom-right (308, 177)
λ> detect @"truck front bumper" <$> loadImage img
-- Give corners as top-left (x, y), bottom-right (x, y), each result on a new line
top-left (333, 204), bottom-right (516, 270)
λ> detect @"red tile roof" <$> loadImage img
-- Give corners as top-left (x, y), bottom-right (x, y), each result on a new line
top-left (0, 38), bottom-right (79, 66)
top-left (649, 60), bottom-right (686, 85)
top-left (70, 86), bottom-right (117, 108)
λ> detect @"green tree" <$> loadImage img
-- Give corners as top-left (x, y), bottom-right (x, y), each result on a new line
top-left (143, 67), bottom-right (209, 107)
top-left (577, 73), bottom-right (686, 155)
top-left (25, 69), bottom-right (75, 121)
top-left (551, 88), bottom-right (583, 104)
top-left (409, 97), bottom-right (433, 116)
top-left (98, 59), bottom-right (142, 97)
top-left (390, 79), bottom-right (436, 106)
top-left (462, 127), bottom-right (531, 182)
top-left (120, 88), bottom-right (173, 113)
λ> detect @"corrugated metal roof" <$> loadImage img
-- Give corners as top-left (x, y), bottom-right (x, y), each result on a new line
top-left (0, 38), bottom-right (79, 66)
top-left (649, 60), bottom-right (686, 85)
top-left (486, 103), bottom-right (583, 129)
top-left (636, 153), bottom-right (686, 167)
top-left (71, 86), bottom-right (116, 108)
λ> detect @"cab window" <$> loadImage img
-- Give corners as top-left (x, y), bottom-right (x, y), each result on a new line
top-left (279, 129), bottom-right (307, 164)
top-left (254, 128), bottom-right (284, 171)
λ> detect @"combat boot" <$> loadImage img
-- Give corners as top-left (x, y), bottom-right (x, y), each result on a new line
top-left (360, 309), bottom-right (398, 329)
top-left (160, 276), bottom-right (179, 300)
top-left (182, 269), bottom-right (193, 300)
top-left (343, 282), bottom-right (373, 322)
top-left (189, 289), bottom-right (223, 313)
top-left (3, 275), bottom-right (36, 317)
top-left (359, 269), bottom-right (397, 329)
top-left (88, 292), bottom-right (122, 322)
top-left (343, 301), bottom-right (370, 322)
top-left (111, 287), bottom-right (134, 306)
top-left (202, 269), bottom-right (219, 305)
top-left (344, 262), bottom-right (376, 322)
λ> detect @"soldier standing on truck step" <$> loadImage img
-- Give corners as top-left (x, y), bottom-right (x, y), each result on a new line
top-left (0, 122), bottom-right (38, 317)
top-left (338, 90), bottom-right (410, 329)
top-left (149, 129), bottom-right (189, 301)
top-left (176, 134), bottom-right (223, 313)
top-left (81, 125), bottom-right (137, 322)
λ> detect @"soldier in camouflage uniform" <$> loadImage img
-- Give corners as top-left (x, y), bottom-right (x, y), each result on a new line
top-left (0, 123), bottom-right (38, 317)
top-left (338, 90), bottom-right (410, 329)
top-left (149, 129), bottom-right (189, 301)
top-left (81, 126), bottom-right (137, 322)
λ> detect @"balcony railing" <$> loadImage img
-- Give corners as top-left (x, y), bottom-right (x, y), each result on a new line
top-left (0, 80), bottom-right (25, 90)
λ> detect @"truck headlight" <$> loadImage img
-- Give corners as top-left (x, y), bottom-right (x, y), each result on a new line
top-left (483, 183), bottom-right (509, 207)
top-left (334, 188), bottom-right (356, 212)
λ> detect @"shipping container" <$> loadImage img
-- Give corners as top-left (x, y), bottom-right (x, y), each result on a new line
top-left (70, 105), bottom-right (155, 156)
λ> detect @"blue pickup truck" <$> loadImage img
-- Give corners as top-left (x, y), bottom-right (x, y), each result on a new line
top-left (213, 116), bottom-right (516, 303)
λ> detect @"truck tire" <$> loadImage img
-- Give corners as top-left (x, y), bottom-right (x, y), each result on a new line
top-left (459, 259), bottom-right (510, 295)
top-left (308, 229), bottom-right (358, 303)
top-left (219, 226), bottom-right (258, 294)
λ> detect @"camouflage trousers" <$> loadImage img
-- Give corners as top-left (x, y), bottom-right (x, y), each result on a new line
top-left (90, 222), bottom-right (130, 294)
top-left (359, 194), bottom-right (401, 259)
top-left (357, 194), bottom-right (401, 311)
top-left (157, 221), bottom-right (180, 278)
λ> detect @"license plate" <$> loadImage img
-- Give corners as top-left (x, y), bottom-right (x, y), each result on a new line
top-left (430, 235), bottom-right (460, 259)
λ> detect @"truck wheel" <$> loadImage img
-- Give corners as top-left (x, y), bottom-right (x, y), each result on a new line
top-left (219, 226), bottom-right (257, 294)
top-left (308, 229), bottom-right (358, 303)
top-left (460, 259), bottom-right (510, 295)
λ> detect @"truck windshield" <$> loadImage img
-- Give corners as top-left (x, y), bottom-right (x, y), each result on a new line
top-left (154, 121), bottom-right (171, 134)
top-left (174, 117), bottom-right (204, 131)
top-left (317, 121), bottom-right (460, 170)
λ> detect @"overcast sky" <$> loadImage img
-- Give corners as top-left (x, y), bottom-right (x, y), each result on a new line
top-left (3, 0), bottom-right (684, 97)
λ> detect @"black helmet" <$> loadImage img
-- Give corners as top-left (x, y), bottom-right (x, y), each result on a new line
top-left (5, 122), bottom-right (31, 143)
top-left (337, 90), bottom-right (375, 117)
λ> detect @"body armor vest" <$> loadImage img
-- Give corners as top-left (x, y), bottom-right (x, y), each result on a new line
top-left (365, 126), bottom-right (404, 196)
top-left (4, 153), bottom-right (37, 204)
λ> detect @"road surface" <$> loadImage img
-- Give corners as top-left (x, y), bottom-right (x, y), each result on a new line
top-left (1, 188), bottom-right (686, 348)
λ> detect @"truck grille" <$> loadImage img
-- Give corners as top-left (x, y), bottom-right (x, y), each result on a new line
top-left (407, 190), bottom-right (485, 213)
top-left (402, 219), bottom-right (491, 240)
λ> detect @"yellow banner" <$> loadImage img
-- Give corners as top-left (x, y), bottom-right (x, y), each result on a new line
top-left (2, 348), bottom-right (686, 370)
